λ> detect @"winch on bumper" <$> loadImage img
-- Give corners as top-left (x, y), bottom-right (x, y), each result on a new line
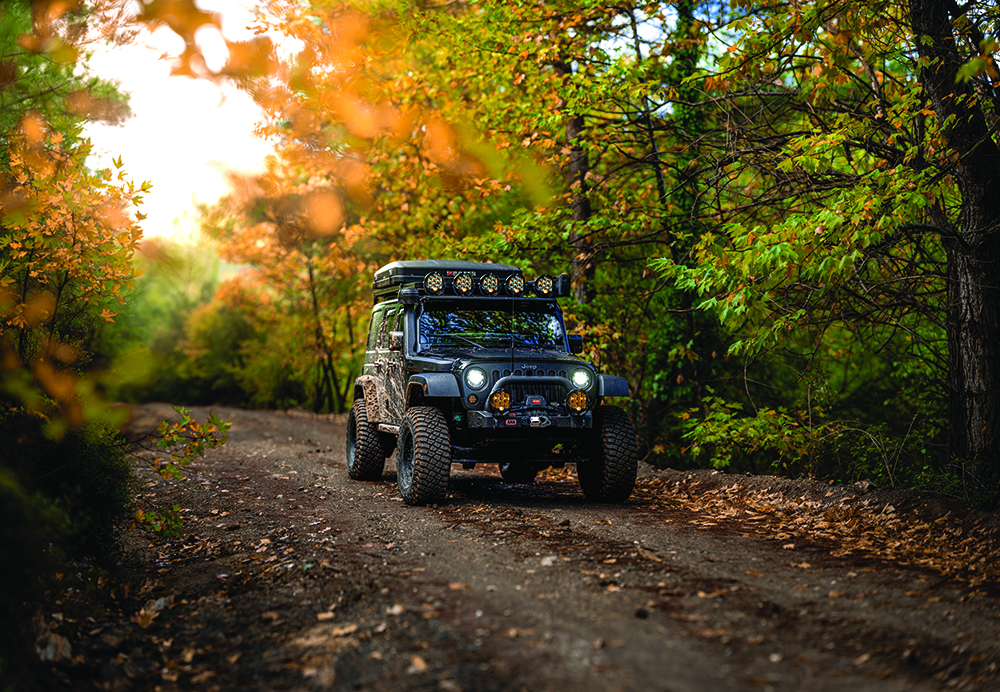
top-left (465, 373), bottom-right (593, 430)
top-left (466, 409), bottom-right (592, 429)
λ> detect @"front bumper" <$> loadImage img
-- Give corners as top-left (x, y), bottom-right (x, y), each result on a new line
top-left (467, 410), bottom-right (592, 430)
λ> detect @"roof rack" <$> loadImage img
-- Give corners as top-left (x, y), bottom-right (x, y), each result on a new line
top-left (372, 260), bottom-right (570, 301)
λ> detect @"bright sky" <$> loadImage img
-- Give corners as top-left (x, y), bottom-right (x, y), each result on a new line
top-left (85, 1), bottom-right (273, 242)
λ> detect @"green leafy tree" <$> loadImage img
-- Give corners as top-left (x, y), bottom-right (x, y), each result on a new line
top-left (650, 0), bottom-right (1000, 501)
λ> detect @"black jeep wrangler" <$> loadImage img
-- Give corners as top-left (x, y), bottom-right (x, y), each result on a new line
top-left (347, 260), bottom-right (638, 505)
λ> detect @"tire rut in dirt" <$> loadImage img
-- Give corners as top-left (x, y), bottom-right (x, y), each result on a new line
top-left (346, 399), bottom-right (386, 481)
top-left (578, 405), bottom-right (638, 503)
top-left (396, 406), bottom-right (451, 505)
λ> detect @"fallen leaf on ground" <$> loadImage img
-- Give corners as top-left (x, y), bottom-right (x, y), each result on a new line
top-left (330, 624), bottom-right (359, 637)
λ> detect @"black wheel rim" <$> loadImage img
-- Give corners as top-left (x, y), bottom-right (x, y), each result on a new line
top-left (397, 428), bottom-right (414, 490)
top-left (346, 409), bottom-right (358, 471)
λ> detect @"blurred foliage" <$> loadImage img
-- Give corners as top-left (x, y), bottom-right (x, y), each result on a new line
top-left (0, 406), bottom-right (133, 681)
top-left (1, 1), bottom-right (145, 681)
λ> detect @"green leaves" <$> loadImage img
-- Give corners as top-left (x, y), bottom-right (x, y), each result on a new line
top-left (153, 406), bottom-right (231, 479)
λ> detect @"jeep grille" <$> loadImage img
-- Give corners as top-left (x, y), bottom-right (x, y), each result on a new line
top-left (490, 368), bottom-right (569, 405)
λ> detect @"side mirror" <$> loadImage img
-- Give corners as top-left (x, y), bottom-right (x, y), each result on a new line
top-left (567, 334), bottom-right (584, 354)
top-left (388, 331), bottom-right (404, 352)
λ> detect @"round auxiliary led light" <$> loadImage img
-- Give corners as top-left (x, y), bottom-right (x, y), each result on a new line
top-left (490, 390), bottom-right (511, 413)
top-left (454, 272), bottom-right (475, 295)
top-left (424, 272), bottom-right (444, 295)
top-left (506, 274), bottom-right (524, 296)
top-left (535, 274), bottom-right (554, 297)
top-left (480, 273), bottom-right (499, 296)
top-left (567, 389), bottom-right (588, 412)
top-left (464, 366), bottom-right (487, 390)
top-left (571, 368), bottom-right (593, 390)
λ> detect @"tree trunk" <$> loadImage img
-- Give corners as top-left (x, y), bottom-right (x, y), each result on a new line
top-left (910, 0), bottom-right (1000, 501)
top-left (552, 59), bottom-right (594, 305)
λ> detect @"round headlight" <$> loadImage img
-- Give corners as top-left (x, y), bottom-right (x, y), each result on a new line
top-left (464, 366), bottom-right (487, 390)
top-left (535, 274), bottom-right (554, 296)
top-left (571, 368), bottom-right (593, 389)
top-left (506, 274), bottom-right (524, 296)
top-left (424, 272), bottom-right (444, 295)
top-left (480, 273), bottom-right (499, 295)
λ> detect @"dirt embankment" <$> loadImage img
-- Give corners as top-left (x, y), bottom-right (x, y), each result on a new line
top-left (28, 404), bottom-right (1000, 691)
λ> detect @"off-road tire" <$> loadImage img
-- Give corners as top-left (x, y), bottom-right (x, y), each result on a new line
top-left (498, 461), bottom-right (539, 484)
top-left (578, 405), bottom-right (637, 503)
top-left (396, 406), bottom-right (451, 505)
top-left (346, 399), bottom-right (386, 481)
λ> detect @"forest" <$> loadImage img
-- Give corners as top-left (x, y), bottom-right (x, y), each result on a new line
top-left (2, 0), bottom-right (999, 681)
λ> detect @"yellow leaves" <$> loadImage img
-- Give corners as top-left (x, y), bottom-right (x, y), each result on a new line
top-left (31, 358), bottom-right (82, 425)
top-left (16, 294), bottom-right (57, 329)
top-left (219, 37), bottom-right (277, 80)
top-left (335, 97), bottom-right (396, 140)
top-left (424, 118), bottom-right (460, 164)
top-left (19, 112), bottom-right (48, 145)
top-left (99, 309), bottom-right (117, 323)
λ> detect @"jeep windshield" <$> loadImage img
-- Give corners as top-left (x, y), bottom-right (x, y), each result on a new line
top-left (417, 302), bottom-right (566, 352)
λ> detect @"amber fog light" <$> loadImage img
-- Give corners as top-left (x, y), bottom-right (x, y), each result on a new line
top-left (467, 394), bottom-right (478, 405)
top-left (568, 389), bottom-right (588, 412)
top-left (490, 390), bottom-right (511, 412)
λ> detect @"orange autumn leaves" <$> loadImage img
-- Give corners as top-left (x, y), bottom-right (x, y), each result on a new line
top-left (1, 0), bottom-right (148, 425)
top-left (0, 127), bottom-right (146, 424)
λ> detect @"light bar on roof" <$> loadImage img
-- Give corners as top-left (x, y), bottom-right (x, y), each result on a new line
top-left (480, 273), bottom-right (499, 296)
top-left (453, 271), bottom-right (475, 295)
top-left (534, 274), bottom-right (554, 297)
top-left (424, 271), bottom-right (445, 295)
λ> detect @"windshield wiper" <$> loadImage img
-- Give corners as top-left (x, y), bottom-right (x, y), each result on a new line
top-left (434, 333), bottom-right (486, 349)
top-left (505, 334), bottom-right (560, 350)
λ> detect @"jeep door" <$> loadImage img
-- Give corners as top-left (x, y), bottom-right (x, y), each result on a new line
top-left (376, 304), bottom-right (407, 426)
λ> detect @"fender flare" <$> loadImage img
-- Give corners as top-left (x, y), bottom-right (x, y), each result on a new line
top-left (597, 375), bottom-right (630, 398)
top-left (353, 375), bottom-right (381, 422)
top-left (407, 373), bottom-right (460, 405)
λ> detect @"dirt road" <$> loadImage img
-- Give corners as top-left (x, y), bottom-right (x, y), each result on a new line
top-left (35, 405), bottom-right (1000, 691)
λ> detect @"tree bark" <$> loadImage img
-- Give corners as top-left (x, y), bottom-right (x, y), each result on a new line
top-left (910, 0), bottom-right (1000, 501)
top-left (552, 59), bottom-right (594, 305)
